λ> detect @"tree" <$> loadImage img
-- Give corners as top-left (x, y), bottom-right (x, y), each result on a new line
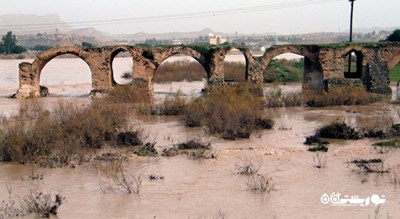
top-left (0, 31), bottom-right (27, 54)
top-left (387, 29), bottom-right (400, 42)
top-left (2, 31), bottom-right (17, 54)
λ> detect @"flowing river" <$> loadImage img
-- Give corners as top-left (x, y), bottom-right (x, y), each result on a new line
top-left (0, 56), bottom-right (399, 218)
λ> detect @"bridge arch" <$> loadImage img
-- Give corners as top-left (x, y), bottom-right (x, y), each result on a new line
top-left (110, 47), bottom-right (135, 85)
top-left (262, 45), bottom-right (312, 69)
top-left (222, 47), bottom-right (247, 82)
top-left (153, 55), bottom-right (208, 96)
top-left (388, 52), bottom-right (400, 71)
top-left (262, 45), bottom-right (325, 91)
top-left (151, 46), bottom-right (210, 78)
top-left (152, 47), bottom-right (209, 79)
top-left (264, 53), bottom-right (304, 84)
top-left (31, 46), bottom-right (93, 95)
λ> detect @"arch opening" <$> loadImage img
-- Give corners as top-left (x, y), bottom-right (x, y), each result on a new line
top-left (111, 50), bottom-right (134, 85)
top-left (153, 55), bottom-right (208, 98)
top-left (343, 50), bottom-right (363, 78)
top-left (40, 54), bottom-right (92, 97)
top-left (264, 53), bottom-right (304, 85)
top-left (223, 49), bottom-right (246, 82)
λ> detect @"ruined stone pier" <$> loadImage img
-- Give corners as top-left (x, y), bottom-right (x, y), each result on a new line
top-left (14, 42), bottom-right (400, 98)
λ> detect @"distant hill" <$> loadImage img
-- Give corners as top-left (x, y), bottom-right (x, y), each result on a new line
top-left (0, 14), bottom-right (72, 34)
top-left (69, 28), bottom-right (112, 41)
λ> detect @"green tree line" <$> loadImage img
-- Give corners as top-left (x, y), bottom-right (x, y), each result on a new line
top-left (0, 31), bottom-right (27, 54)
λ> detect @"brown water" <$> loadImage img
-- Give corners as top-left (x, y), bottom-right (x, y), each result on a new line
top-left (1, 58), bottom-right (400, 218)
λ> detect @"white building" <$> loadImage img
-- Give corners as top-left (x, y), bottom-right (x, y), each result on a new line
top-left (208, 34), bottom-right (228, 45)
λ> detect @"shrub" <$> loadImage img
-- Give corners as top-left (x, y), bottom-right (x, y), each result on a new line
top-left (304, 135), bottom-right (329, 145)
top-left (116, 131), bottom-right (143, 146)
top-left (22, 189), bottom-right (65, 217)
top-left (317, 121), bottom-right (361, 140)
top-left (350, 158), bottom-right (389, 173)
top-left (308, 144), bottom-right (329, 152)
top-left (265, 87), bottom-right (302, 108)
top-left (95, 156), bottom-right (142, 195)
top-left (161, 139), bottom-right (217, 159)
top-left (246, 174), bottom-right (274, 193)
top-left (224, 62), bottom-right (246, 82)
top-left (372, 140), bottom-right (400, 154)
top-left (0, 185), bottom-right (65, 218)
top-left (372, 140), bottom-right (400, 148)
top-left (105, 85), bottom-right (149, 104)
top-left (313, 152), bottom-right (328, 168)
top-left (0, 99), bottom-right (131, 166)
top-left (154, 60), bottom-right (207, 82)
top-left (304, 87), bottom-right (381, 107)
top-left (234, 156), bottom-right (262, 175)
top-left (183, 83), bottom-right (274, 139)
top-left (150, 91), bottom-right (188, 115)
top-left (134, 142), bottom-right (158, 157)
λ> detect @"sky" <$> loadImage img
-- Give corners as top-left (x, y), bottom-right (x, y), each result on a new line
top-left (0, 0), bottom-right (399, 35)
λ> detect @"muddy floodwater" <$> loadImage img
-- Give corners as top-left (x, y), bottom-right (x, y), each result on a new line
top-left (1, 57), bottom-right (400, 219)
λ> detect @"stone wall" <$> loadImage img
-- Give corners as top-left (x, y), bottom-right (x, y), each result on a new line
top-left (325, 78), bottom-right (365, 91)
top-left (367, 60), bottom-right (391, 94)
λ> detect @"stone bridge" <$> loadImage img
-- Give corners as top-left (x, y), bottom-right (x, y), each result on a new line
top-left (15, 42), bottom-right (400, 98)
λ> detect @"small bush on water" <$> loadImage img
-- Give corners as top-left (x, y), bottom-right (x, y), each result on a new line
top-left (162, 139), bottom-right (217, 159)
top-left (134, 142), bottom-right (158, 157)
top-left (0, 185), bottom-right (65, 218)
top-left (317, 121), bottom-right (361, 140)
top-left (234, 156), bottom-right (262, 175)
top-left (349, 158), bottom-right (389, 173)
top-left (308, 144), bottom-right (329, 152)
top-left (246, 174), bottom-right (274, 193)
top-left (313, 152), bottom-right (328, 168)
top-left (183, 84), bottom-right (274, 139)
top-left (94, 155), bottom-right (142, 195)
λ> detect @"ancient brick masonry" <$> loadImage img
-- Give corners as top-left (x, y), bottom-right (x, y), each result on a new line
top-left (14, 43), bottom-right (400, 98)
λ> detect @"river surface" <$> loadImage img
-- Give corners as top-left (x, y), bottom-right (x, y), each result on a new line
top-left (0, 57), bottom-right (400, 218)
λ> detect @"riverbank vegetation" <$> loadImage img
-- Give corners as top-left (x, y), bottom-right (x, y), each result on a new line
top-left (0, 99), bottom-right (145, 167)
top-left (183, 84), bottom-right (274, 140)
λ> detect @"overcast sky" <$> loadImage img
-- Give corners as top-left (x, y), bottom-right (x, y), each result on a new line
top-left (0, 0), bottom-right (399, 34)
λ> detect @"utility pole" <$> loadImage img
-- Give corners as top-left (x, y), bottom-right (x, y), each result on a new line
top-left (348, 0), bottom-right (356, 74)
top-left (349, 0), bottom-right (356, 42)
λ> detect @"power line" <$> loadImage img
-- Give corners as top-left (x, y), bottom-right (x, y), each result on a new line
top-left (0, 0), bottom-right (342, 30)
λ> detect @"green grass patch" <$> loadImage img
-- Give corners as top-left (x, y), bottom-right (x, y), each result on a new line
top-left (264, 58), bottom-right (303, 83)
top-left (390, 63), bottom-right (400, 82)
